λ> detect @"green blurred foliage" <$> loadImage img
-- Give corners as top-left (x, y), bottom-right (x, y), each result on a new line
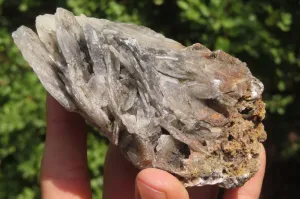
top-left (0, 0), bottom-right (299, 198)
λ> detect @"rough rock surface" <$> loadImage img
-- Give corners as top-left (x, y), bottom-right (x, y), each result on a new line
top-left (12, 8), bottom-right (266, 188)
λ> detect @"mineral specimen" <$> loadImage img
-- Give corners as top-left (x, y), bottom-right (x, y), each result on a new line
top-left (12, 8), bottom-right (266, 188)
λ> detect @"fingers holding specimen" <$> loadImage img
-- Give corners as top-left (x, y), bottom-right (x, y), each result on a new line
top-left (135, 168), bottom-right (189, 199)
top-left (41, 94), bottom-right (91, 199)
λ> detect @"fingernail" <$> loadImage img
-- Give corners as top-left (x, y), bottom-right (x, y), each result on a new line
top-left (135, 180), bottom-right (167, 199)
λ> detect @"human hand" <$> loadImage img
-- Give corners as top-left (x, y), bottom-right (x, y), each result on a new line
top-left (41, 95), bottom-right (266, 199)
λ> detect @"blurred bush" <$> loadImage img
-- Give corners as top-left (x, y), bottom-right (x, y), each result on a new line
top-left (0, 0), bottom-right (299, 198)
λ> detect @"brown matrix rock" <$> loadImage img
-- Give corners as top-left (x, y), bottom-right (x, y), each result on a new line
top-left (12, 8), bottom-right (266, 188)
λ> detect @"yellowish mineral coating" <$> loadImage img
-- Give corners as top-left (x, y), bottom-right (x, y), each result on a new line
top-left (179, 98), bottom-right (266, 188)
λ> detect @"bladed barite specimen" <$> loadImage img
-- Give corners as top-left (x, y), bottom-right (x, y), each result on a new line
top-left (12, 8), bottom-right (266, 188)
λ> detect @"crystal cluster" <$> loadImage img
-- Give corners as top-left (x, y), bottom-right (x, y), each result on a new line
top-left (12, 8), bottom-right (266, 188)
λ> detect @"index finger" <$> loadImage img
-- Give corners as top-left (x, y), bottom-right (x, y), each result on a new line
top-left (41, 95), bottom-right (92, 199)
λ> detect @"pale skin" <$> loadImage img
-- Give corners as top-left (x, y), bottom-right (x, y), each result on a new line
top-left (41, 95), bottom-right (266, 199)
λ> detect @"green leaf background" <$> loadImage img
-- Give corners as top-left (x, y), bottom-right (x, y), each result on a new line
top-left (1, 0), bottom-right (300, 198)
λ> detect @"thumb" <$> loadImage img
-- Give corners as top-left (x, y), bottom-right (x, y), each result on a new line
top-left (135, 168), bottom-right (189, 199)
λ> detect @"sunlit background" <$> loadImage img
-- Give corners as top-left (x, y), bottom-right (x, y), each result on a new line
top-left (0, 0), bottom-right (299, 198)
